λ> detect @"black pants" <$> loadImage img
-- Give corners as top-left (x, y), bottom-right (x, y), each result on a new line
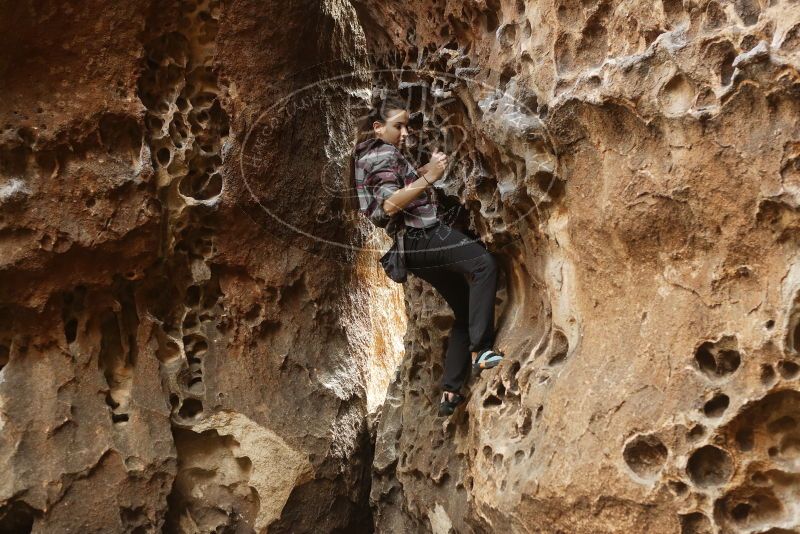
top-left (403, 222), bottom-right (497, 392)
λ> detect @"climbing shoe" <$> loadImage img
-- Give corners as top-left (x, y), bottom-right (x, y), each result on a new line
top-left (472, 349), bottom-right (504, 375)
top-left (438, 391), bottom-right (465, 417)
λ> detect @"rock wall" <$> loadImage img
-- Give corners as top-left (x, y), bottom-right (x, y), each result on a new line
top-left (360, 0), bottom-right (800, 533)
top-left (2, 0), bottom-right (800, 533)
top-left (0, 1), bottom-right (404, 532)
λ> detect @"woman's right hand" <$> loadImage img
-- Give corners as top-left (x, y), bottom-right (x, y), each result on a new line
top-left (426, 151), bottom-right (448, 182)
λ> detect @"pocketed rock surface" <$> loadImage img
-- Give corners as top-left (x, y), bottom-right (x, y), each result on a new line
top-left (0, 1), bottom-right (403, 532)
top-left (1, 0), bottom-right (800, 533)
top-left (359, 0), bottom-right (800, 533)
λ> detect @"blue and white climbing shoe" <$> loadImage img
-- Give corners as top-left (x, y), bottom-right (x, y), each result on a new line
top-left (473, 350), bottom-right (504, 374)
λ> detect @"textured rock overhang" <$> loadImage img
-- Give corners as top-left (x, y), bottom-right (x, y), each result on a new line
top-left (356, 0), bottom-right (800, 533)
top-left (1, 0), bottom-right (799, 533)
top-left (0, 0), bottom-right (402, 533)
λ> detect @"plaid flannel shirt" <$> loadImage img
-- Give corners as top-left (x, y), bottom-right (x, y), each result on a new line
top-left (353, 138), bottom-right (438, 235)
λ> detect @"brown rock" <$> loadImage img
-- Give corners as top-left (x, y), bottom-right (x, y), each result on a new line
top-left (0, 0), bottom-right (399, 532)
top-left (362, 0), bottom-right (800, 533)
top-left (2, 0), bottom-right (800, 532)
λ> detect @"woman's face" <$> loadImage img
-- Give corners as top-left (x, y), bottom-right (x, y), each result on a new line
top-left (373, 108), bottom-right (409, 148)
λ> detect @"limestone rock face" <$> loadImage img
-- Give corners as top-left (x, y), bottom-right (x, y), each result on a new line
top-left (359, 0), bottom-right (800, 533)
top-left (0, 1), bottom-right (402, 532)
top-left (2, 0), bottom-right (800, 532)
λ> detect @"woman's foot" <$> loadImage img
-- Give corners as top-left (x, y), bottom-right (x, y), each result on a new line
top-left (473, 349), bottom-right (504, 375)
top-left (438, 390), bottom-right (465, 417)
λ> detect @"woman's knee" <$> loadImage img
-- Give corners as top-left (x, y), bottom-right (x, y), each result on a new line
top-left (472, 250), bottom-right (497, 278)
top-left (467, 251), bottom-right (497, 285)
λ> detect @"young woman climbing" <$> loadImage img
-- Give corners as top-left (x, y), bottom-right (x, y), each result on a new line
top-left (350, 94), bottom-right (504, 417)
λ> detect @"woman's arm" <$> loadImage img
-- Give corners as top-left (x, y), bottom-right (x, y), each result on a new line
top-left (383, 152), bottom-right (448, 217)
top-left (382, 173), bottom-right (436, 217)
